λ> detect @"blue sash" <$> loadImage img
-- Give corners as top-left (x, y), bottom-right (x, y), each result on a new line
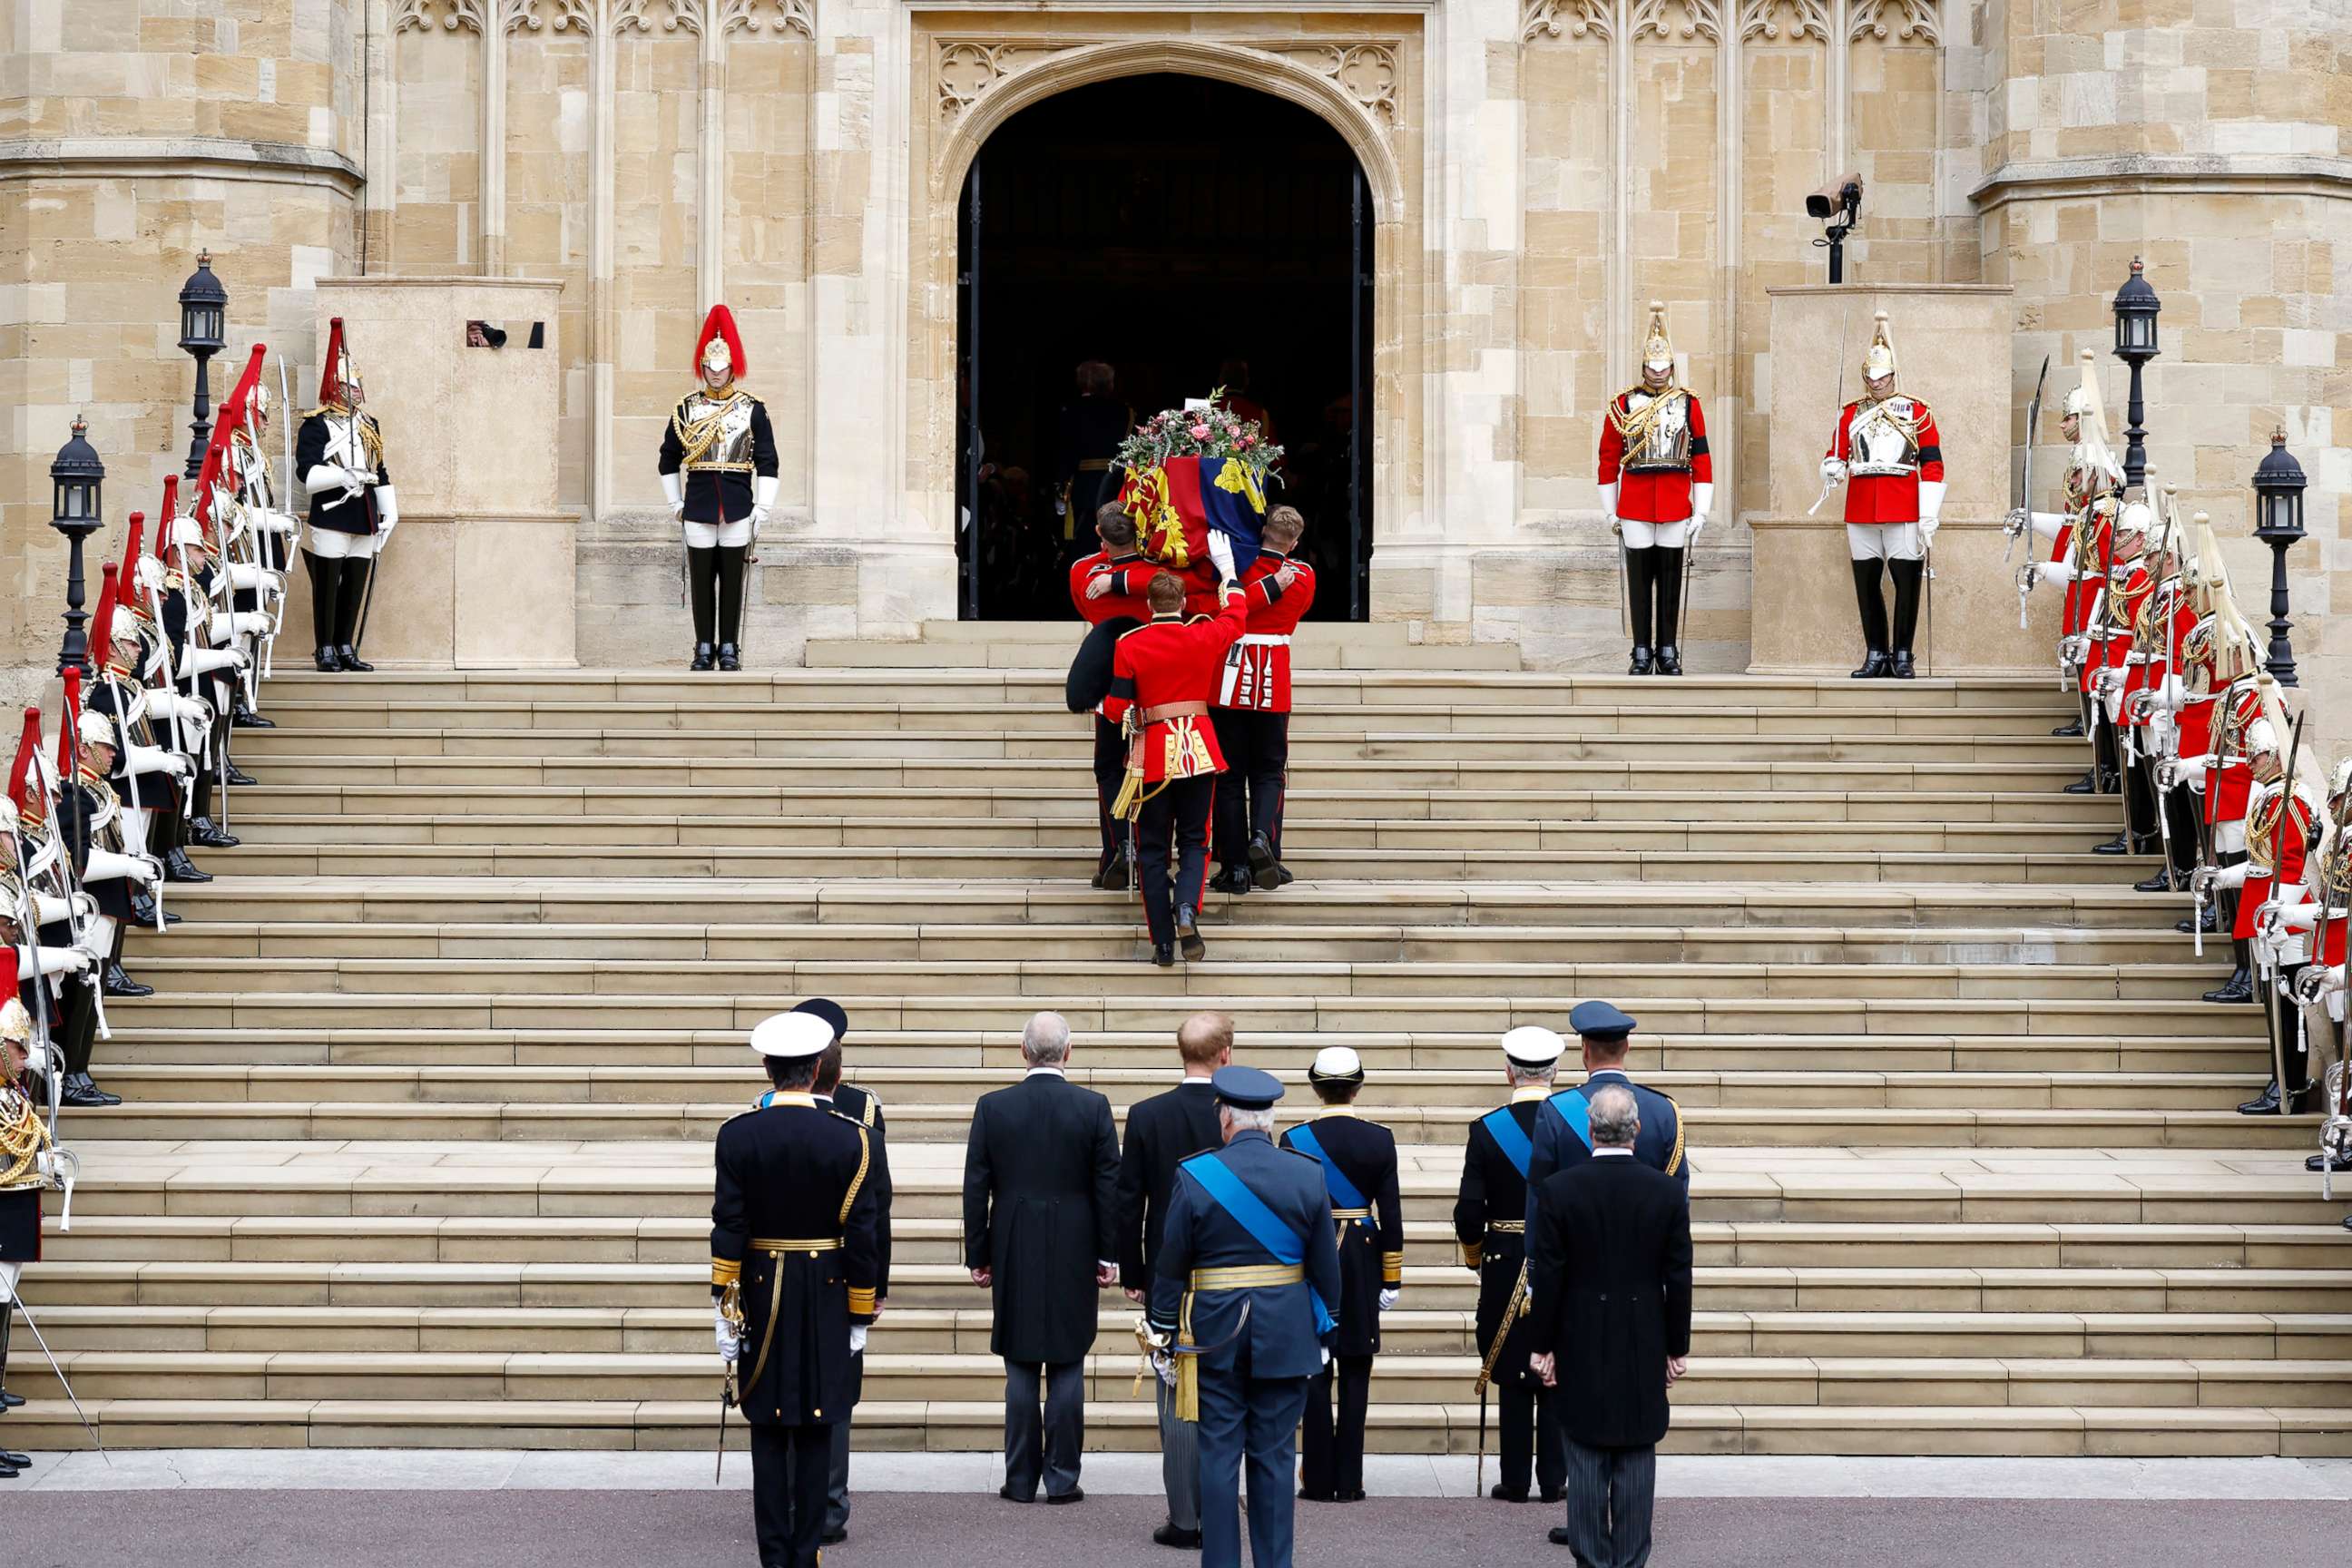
top-left (1545, 1087), bottom-right (1592, 1151)
top-left (1482, 1106), bottom-right (1534, 1179)
top-left (1285, 1125), bottom-right (1370, 1219)
top-left (1183, 1152), bottom-right (1338, 1336)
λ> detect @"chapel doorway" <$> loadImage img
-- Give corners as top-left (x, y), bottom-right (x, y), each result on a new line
top-left (954, 73), bottom-right (1374, 622)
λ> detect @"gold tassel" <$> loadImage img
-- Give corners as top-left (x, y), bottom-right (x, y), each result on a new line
top-left (1174, 1289), bottom-right (1200, 1425)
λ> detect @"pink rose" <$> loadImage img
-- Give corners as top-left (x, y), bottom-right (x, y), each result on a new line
top-left (1190, 424), bottom-right (1211, 440)
top-left (1239, 435), bottom-right (1255, 448)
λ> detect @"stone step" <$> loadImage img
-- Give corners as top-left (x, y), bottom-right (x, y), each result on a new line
top-left (13, 1345), bottom-right (2348, 1411)
top-left (153, 878), bottom-right (2209, 932)
top-left (5, 1396), bottom-right (2337, 1458)
top-left (32, 1304), bottom-right (2351, 1362)
top-left (77, 1064), bottom-right (2265, 1114)
top-left (40, 1216), bottom-right (2347, 1274)
top-left (114, 954), bottom-right (2244, 1004)
top-left (143, 920), bottom-right (2207, 968)
top-left (105, 989), bottom-right (2267, 1041)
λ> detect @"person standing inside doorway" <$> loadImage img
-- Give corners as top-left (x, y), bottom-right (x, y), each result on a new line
top-left (1055, 360), bottom-right (1134, 571)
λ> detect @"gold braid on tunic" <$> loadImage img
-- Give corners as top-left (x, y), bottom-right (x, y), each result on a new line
top-left (1, 1085), bottom-right (53, 1191)
top-left (671, 388), bottom-right (758, 471)
top-left (304, 403), bottom-right (386, 471)
top-left (1605, 385), bottom-right (1692, 451)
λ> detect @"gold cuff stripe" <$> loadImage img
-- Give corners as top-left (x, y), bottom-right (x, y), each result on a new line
top-left (1460, 1242), bottom-right (1484, 1268)
top-left (848, 1286), bottom-right (877, 1315)
top-left (710, 1258), bottom-right (742, 1287)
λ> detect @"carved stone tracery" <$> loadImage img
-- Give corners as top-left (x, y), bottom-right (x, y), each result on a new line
top-left (1848, 0), bottom-right (1939, 43)
top-left (395, 0), bottom-right (487, 32)
top-left (1272, 44), bottom-right (1400, 122)
top-left (1630, 0), bottom-right (1720, 43)
top-left (1522, 0), bottom-right (1613, 44)
top-left (1737, 0), bottom-right (1829, 41)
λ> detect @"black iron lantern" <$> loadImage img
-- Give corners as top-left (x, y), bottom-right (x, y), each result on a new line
top-left (49, 416), bottom-right (105, 676)
top-left (177, 249), bottom-right (230, 479)
top-left (2111, 257), bottom-right (2161, 489)
top-left (2249, 430), bottom-right (2308, 686)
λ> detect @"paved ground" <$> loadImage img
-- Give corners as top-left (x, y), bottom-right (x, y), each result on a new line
top-left (5, 1454), bottom-right (2349, 1566)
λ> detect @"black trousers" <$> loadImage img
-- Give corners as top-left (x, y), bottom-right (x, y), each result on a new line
top-left (2162, 783), bottom-right (2201, 879)
top-left (1299, 1355), bottom-right (1372, 1498)
top-left (58, 975), bottom-right (100, 1077)
top-left (1209, 708), bottom-right (1289, 869)
top-left (1004, 1357), bottom-right (1085, 1501)
top-left (749, 1419), bottom-right (833, 1568)
top-left (1498, 1377), bottom-right (1568, 1497)
top-left (1135, 776), bottom-right (1214, 946)
top-left (1093, 714), bottom-right (1125, 873)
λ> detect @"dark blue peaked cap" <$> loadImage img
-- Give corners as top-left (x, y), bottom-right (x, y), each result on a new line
top-left (1211, 1065), bottom-right (1286, 1111)
top-left (1568, 999), bottom-right (1638, 1042)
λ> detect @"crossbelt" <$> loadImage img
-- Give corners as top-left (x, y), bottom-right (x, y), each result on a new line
top-left (752, 1237), bottom-right (843, 1253)
top-left (1190, 1263), bottom-right (1304, 1290)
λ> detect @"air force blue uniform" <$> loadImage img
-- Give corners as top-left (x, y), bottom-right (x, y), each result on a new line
top-left (1150, 1121), bottom-right (1343, 1568)
top-left (1524, 1068), bottom-right (1688, 1235)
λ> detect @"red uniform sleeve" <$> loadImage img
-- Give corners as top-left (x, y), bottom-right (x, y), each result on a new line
top-left (1597, 398), bottom-right (1626, 486)
top-left (1687, 396), bottom-right (1712, 485)
top-left (1828, 405), bottom-right (1854, 464)
top-left (1202, 585), bottom-right (1250, 656)
top-left (1916, 406), bottom-right (1945, 484)
top-left (1285, 567), bottom-right (1317, 622)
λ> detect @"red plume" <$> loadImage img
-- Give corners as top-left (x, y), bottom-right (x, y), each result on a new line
top-left (191, 439), bottom-right (226, 534)
top-left (318, 317), bottom-right (348, 406)
top-left (217, 344), bottom-right (267, 436)
top-left (8, 709), bottom-right (41, 826)
top-left (122, 510), bottom-right (145, 582)
top-left (157, 476), bottom-right (179, 560)
top-left (57, 668), bottom-right (82, 778)
top-left (692, 305), bottom-right (745, 379)
top-left (90, 563), bottom-right (120, 662)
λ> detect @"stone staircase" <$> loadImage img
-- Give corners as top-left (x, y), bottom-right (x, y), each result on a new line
top-left (14, 665), bottom-right (2349, 1458)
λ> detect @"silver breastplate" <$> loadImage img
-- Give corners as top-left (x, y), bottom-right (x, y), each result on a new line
top-left (1621, 389), bottom-right (1692, 474)
top-left (678, 392), bottom-right (758, 472)
top-left (1848, 398), bottom-right (1922, 478)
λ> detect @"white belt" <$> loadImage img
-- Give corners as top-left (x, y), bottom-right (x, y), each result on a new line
top-left (1238, 634), bottom-right (1291, 648)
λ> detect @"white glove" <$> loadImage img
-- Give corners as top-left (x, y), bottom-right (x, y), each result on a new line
top-left (83, 848), bottom-right (153, 884)
top-left (2004, 506), bottom-right (2029, 538)
top-left (661, 471), bottom-right (685, 522)
top-left (376, 485), bottom-right (399, 540)
top-left (19, 945), bottom-right (92, 979)
top-left (1687, 482), bottom-right (1712, 544)
top-left (225, 563), bottom-right (281, 593)
top-left (123, 744), bottom-right (184, 779)
top-left (1377, 1288), bottom-right (1400, 1312)
top-left (1820, 456), bottom-right (1848, 485)
top-left (751, 475), bottom-right (779, 537)
top-left (1916, 483), bottom-right (1945, 544)
top-left (32, 893), bottom-right (73, 925)
top-left (1598, 482), bottom-right (1619, 522)
top-left (2033, 561), bottom-right (2070, 584)
top-left (1152, 1349), bottom-right (1177, 1388)
top-left (848, 1324), bottom-right (867, 1356)
top-left (1320, 1346), bottom-right (1332, 1367)
top-left (714, 1302), bottom-right (740, 1362)
top-left (304, 465), bottom-right (353, 497)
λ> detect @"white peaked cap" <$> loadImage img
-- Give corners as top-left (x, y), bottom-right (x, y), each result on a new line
top-left (1310, 1045), bottom-right (1364, 1080)
top-left (750, 1010), bottom-right (832, 1059)
top-left (1501, 1025), bottom-right (1566, 1067)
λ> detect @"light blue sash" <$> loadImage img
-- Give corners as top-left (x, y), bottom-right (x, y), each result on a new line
top-left (1182, 1152), bottom-right (1338, 1336)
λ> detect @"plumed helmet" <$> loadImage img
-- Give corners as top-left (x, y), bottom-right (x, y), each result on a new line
top-left (1640, 299), bottom-right (1673, 375)
top-left (1863, 310), bottom-right (1896, 379)
top-left (695, 304), bottom-right (746, 383)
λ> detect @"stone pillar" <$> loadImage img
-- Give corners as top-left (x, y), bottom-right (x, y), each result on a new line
top-left (309, 277), bottom-right (575, 667)
top-left (1752, 282), bottom-right (2047, 674)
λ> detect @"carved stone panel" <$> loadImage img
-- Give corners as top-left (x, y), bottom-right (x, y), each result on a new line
top-left (1522, 0), bottom-right (1613, 44)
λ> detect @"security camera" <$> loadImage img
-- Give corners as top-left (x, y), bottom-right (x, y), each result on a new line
top-left (1806, 175), bottom-right (1863, 220)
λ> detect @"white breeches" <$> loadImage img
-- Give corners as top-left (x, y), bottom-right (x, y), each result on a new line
top-left (1621, 518), bottom-right (1691, 549)
top-left (2216, 820), bottom-right (2247, 857)
top-left (307, 528), bottom-right (381, 561)
top-left (1847, 522), bottom-right (1925, 562)
top-left (122, 805), bottom-right (151, 858)
top-left (682, 517), bottom-right (752, 550)
top-left (85, 913), bottom-right (118, 957)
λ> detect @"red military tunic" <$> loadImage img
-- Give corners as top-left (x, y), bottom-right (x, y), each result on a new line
top-left (2123, 579), bottom-right (2193, 728)
top-left (1217, 552), bottom-right (1317, 714)
top-left (1596, 388), bottom-right (1711, 524)
top-left (2182, 681), bottom-right (2261, 828)
top-left (2082, 559), bottom-right (2150, 698)
top-left (1104, 589), bottom-right (1250, 800)
top-left (2235, 782), bottom-right (2320, 942)
top-left (1827, 395), bottom-right (1944, 525)
top-left (1071, 549), bottom-right (1152, 627)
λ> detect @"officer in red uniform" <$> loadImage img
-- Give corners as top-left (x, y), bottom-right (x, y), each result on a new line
top-left (1103, 572), bottom-right (1250, 966)
top-left (1072, 506), bottom-right (1154, 888)
top-left (1821, 311), bottom-right (1945, 679)
top-left (1597, 303), bottom-right (1711, 676)
top-left (2083, 501), bottom-right (2158, 858)
top-left (2200, 710), bottom-right (2323, 1113)
top-left (1209, 506), bottom-right (1315, 896)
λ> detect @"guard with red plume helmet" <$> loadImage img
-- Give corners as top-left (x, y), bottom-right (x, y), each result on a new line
top-left (658, 303), bottom-right (778, 671)
top-left (48, 667), bottom-right (148, 1109)
top-left (297, 316), bottom-right (397, 672)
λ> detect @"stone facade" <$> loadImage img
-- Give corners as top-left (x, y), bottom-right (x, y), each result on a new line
top-left (1, 0), bottom-right (2343, 705)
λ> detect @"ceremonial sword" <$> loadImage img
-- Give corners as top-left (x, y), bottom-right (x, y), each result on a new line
top-left (2263, 712), bottom-right (2309, 1102)
top-left (6, 1289), bottom-right (109, 1463)
top-left (1807, 305), bottom-right (1853, 517)
top-left (2006, 356), bottom-right (2049, 567)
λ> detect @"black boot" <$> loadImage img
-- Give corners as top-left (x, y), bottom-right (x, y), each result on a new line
top-left (2239, 1077), bottom-right (2282, 1115)
top-left (687, 544), bottom-right (719, 659)
top-left (716, 643), bottom-right (741, 673)
top-left (1098, 843), bottom-right (1131, 893)
top-left (1208, 867), bottom-right (1251, 896)
top-left (1629, 645), bottom-right (1654, 676)
top-left (190, 818), bottom-right (238, 850)
top-left (103, 961), bottom-right (152, 999)
top-left (1175, 905), bottom-right (1206, 962)
top-left (2052, 717), bottom-right (2085, 738)
top-left (1655, 646), bottom-right (1683, 675)
top-left (165, 848), bottom-right (214, 882)
top-left (2306, 1151), bottom-right (2352, 1173)
top-left (0, 1296), bottom-right (19, 1410)
top-left (1248, 830), bottom-right (1282, 892)
top-left (1887, 558), bottom-right (1924, 679)
top-left (2133, 867), bottom-right (2175, 893)
top-left (715, 544), bottom-right (749, 656)
top-left (1626, 546), bottom-right (1657, 675)
top-left (334, 558), bottom-right (375, 671)
top-left (2176, 904), bottom-right (2218, 936)
top-left (304, 551), bottom-right (340, 672)
top-left (231, 695), bottom-right (275, 728)
top-left (689, 642), bottom-right (716, 671)
top-left (1652, 546), bottom-right (1685, 676)
top-left (1849, 560), bottom-right (1890, 678)
top-left (2092, 834), bottom-right (2131, 855)
top-left (2203, 965), bottom-right (2254, 1004)
top-left (61, 1072), bottom-right (117, 1109)
top-left (1151, 942), bottom-right (1175, 968)
top-left (224, 761), bottom-right (258, 788)
top-left (129, 887), bottom-right (159, 926)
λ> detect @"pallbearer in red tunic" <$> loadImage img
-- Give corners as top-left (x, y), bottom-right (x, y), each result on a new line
top-left (1071, 505), bottom-right (1154, 889)
top-left (2202, 703), bottom-right (2325, 1115)
top-left (2082, 500), bottom-right (2160, 859)
top-left (1207, 506), bottom-right (1314, 896)
top-left (1821, 310), bottom-right (1945, 679)
top-left (2013, 355), bottom-right (2125, 739)
top-left (1597, 302), bottom-right (1712, 676)
top-left (1103, 572), bottom-right (1250, 966)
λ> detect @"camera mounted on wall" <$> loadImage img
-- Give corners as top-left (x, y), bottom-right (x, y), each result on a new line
top-left (1807, 174), bottom-right (1864, 283)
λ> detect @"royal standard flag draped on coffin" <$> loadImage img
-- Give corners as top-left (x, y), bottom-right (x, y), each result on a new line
top-left (1121, 454), bottom-right (1268, 577)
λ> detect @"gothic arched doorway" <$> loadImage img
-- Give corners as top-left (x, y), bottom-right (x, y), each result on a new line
top-left (955, 73), bottom-right (1374, 622)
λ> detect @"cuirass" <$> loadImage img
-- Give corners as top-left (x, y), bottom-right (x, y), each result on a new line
top-left (1620, 389), bottom-right (1692, 474)
top-left (678, 390), bottom-right (758, 472)
top-left (1848, 397), bottom-right (1923, 478)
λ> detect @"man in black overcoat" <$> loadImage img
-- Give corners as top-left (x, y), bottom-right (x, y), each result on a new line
top-left (1524, 1083), bottom-right (1694, 1568)
top-left (963, 1010), bottom-right (1121, 1504)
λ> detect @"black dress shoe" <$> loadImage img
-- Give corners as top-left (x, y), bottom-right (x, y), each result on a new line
top-left (314, 646), bottom-right (342, 672)
top-left (224, 764), bottom-right (258, 789)
top-left (2342, 1215), bottom-right (2351, 1233)
top-left (129, 891), bottom-right (159, 926)
top-left (336, 645), bottom-right (374, 673)
top-left (1278, 866), bottom-right (1294, 886)
top-left (1100, 847), bottom-right (1131, 893)
top-left (1850, 651), bottom-right (1890, 680)
top-left (1248, 831), bottom-right (1281, 891)
top-left (2239, 1078), bottom-right (2282, 1115)
top-left (1487, 1483), bottom-right (1528, 1503)
top-left (1152, 1524), bottom-right (1204, 1549)
top-left (1340, 1488), bottom-right (1366, 1502)
top-left (0, 1391), bottom-right (20, 1409)
top-left (231, 704), bottom-right (276, 729)
top-left (690, 643), bottom-right (716, 672)
top-left (102, 963), bottom-right (153, 999)
top-left (2063, 772), bottom-right (2098, 795)
top-left (716, 643), bottom-right (741, 672)
top-left (0, 1449), bottom-right (26, 1471)
top-left (820, 1525), bottom-right (848, 1544)
top-left (1298, 1488), bottom-right (1335, 1503)
top-left (1539, 1486), bottom-right (1567, 1504)
top-left (1175, 905), bottom-right (1205, 962)
top-left (61, 1073), bottom-right (117, 1109)
top-left (2306, 1151), bottom-right (2352, 1173)
top-left (1152, 942), bottom-right (1175, 968)
top-left (1045, 1488), bottom-right (1084, 1505)
top-left (1889, 651), bottom-right (1916, 680)
top-left (1549, 1526), bottom-right (1577, 1546)
top-left (2092, 834), bottom-right (2130, 855)
top-left (191, 819), bottom-right (239, 849)
top-left (1655, 646), bottom-right (1683, 676)
top-left (165, 849), bottom-right (214, 883)
top-left (998, 1484), bottom-right (1033, 1504)
top-left (0, 1456), bottom-right (16, 1480)
top-left (2052, 717), bottom-right (2085, 738)
top-left (162, 908), bottom-right (183, 926)
top-left (2204, 966), bottom-right (2255, 1004)
top-left (2134, 867), bottom-right (2176, 893)
top-left (1629, 644), bottom-right (1654, 676)
top-left (1208, 867), bottom-right (1251, 896)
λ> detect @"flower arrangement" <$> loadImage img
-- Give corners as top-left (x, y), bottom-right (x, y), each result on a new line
top-left (1115, 387), bottom-right (1286, 488)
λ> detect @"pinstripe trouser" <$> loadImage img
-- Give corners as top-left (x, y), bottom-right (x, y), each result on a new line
top-left (1155, 1361), bottom-right (1201, 1531)
top-left (1559, 1437), bottom-right (1656, 1568)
